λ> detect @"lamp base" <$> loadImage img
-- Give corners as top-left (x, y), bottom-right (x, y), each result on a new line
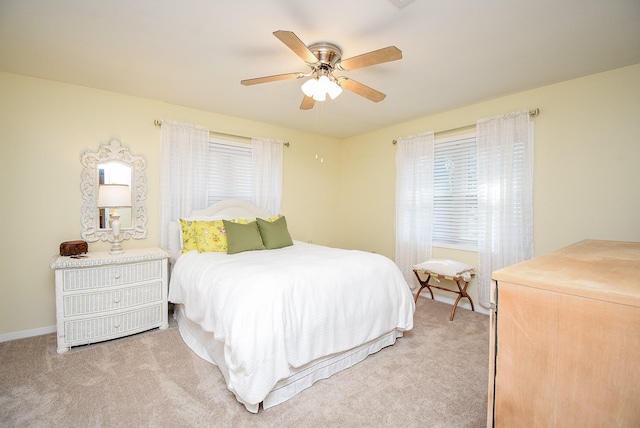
top-left (109, 211), bottom-right (124, 254)
top-left (109, 241), bottom-right (124, 255)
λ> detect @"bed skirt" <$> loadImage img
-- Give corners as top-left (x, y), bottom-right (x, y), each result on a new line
top-left (173, 304), bottom-right (403, 413)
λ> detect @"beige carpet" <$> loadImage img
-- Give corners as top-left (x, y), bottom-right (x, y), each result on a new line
top-left (0, 299), bottom-right (489, 427)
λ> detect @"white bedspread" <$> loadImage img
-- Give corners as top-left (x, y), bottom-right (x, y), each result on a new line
top-left (168, 241), bottom-right (415, 409)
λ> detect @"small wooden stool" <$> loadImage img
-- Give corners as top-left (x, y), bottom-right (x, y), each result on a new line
top-left (413, 269), bottom-right (475, 321)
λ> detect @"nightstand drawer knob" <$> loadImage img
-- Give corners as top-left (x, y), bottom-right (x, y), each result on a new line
top-left (113, 294), bottom-right (121, 304)
top-left (114, 272), bottom-right (121, 279)
top-left (113, 319), bottom-right (121, 328)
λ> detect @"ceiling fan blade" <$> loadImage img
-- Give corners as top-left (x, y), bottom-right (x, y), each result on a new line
top-left (339, 78), bottom-right (387, 102)
top-left (241, 72), bottom-right (304, 86)
top-left (273, 30), bottom-right (319, 64)
top-left (337, 46), bottom-right (402, 71)
top-left (300, 95), bottom-right (315, 110)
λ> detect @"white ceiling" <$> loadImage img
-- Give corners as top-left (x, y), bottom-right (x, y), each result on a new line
top-left (1, 0), bottom-right (639, 139)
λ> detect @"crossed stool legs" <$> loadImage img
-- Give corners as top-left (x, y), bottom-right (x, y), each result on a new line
top-left (413, 269), bottom-right (475, 321)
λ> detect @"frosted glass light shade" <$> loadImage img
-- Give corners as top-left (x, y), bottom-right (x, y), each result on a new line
top-left (301, 78), bottom-right (318, 97)
top-left (313, 90), bottom-right (326, 101)
top-left (317, 75), bottom-right (330, 92)
top-left (327, 81), bottom-right (342, 99)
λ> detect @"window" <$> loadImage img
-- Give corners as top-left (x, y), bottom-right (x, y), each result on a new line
top-left (206, 137), bottom-right (253, 204)
top-left (433, 134), bottom-right (477, 249)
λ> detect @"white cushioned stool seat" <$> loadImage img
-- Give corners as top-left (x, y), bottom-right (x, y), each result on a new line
top-left (413, 259), bottom-right (476, 282)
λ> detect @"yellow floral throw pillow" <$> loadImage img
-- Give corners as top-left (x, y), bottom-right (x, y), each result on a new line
top-left (194, 220), bottom-right (229, 253)
top-left (179, 219), bottom-right (199, 254)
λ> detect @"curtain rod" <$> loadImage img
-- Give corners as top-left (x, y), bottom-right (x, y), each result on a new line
top-left (154, 120), bottom-right (290, 147)
top-left (392, 108), bottom-right (539, 145)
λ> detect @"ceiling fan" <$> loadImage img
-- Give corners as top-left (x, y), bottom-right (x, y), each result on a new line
top-left (241, 31), bottom-right (402, 110)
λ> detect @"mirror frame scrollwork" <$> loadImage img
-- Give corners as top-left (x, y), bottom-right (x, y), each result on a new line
top-left (80, 138), bottom-right (148, 243)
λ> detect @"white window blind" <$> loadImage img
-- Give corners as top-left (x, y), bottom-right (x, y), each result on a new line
top-left (207, 138), bottom-right (253, 204)
top-left (433, 134), bottom-right (477, 248)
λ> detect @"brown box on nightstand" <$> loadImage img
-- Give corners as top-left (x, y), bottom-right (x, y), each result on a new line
top-left (59, 240), bottom-right (88, 256)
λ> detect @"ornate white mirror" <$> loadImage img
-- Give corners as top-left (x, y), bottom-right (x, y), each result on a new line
top-left (80, 138), bottom-right (147, 243)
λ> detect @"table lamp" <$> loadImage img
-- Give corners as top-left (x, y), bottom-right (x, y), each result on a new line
top-left (97, 184), bottom-right (131, 254)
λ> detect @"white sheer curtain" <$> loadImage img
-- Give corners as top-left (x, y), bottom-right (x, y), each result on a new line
top-left (476, 110), bottom-right (534, 307)
top-left (395, 132), bottom-right (435, 286)
top-left (251, 137), bottom-right (284, 214)
top-left (159, 120), bottom-right (210, 249)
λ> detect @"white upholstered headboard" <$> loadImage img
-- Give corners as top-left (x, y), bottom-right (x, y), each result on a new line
top-left (190, 199), bottom-right (271, 219)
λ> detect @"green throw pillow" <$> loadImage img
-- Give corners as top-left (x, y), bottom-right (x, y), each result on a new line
top-left (257, 216), bottom-right (293, 250)
top-left (223, 220), bottom-right (265, 254)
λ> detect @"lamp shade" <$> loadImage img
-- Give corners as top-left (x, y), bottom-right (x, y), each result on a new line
top-left (97, 184), bottom-right (131, 208)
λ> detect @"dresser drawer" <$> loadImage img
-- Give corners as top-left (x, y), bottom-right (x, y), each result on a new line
top-left (52, 248), bottom-right (170, 353)
top-left (63, 281), bottom-right (163, 317)
top-left (63, 260), bottom-right (163, 291)
top-left (64, 304), bottom-right (164, 344)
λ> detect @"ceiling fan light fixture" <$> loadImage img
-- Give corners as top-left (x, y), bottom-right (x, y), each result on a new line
top-left (301, 74), bottom-right (342, 101)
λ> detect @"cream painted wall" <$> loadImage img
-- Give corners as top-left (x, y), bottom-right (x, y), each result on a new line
top-left (2, 64), bottom-right (639, 336)
top-left (339, 64), bottom-right (640, 307)
top-left (0, 72), bottom-right (341, 336)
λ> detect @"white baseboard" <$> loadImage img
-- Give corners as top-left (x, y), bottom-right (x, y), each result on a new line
top-left (416, 291), bottom-right (490, 316)
top-left (0, 325), bottom-right (56, 343)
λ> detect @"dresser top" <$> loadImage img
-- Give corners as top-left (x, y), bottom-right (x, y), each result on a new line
top-left (50, 247), bottom-right (169, 269)
top-left (492, 239), bottom-right (640, 306)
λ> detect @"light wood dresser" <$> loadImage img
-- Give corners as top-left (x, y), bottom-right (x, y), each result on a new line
top-left (50, 247), bottom-right (170, 354)
top-left (487, 239), bottom-right (640, 427)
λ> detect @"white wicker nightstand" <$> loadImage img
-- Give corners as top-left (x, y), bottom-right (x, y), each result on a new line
top-left (50, 247), bottom-right (170, 354)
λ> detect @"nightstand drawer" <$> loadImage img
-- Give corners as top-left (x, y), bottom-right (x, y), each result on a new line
top-left (63, 260), bottom-right (163, 291)
top-left (64, 304), bottom-right (164, 343)
top-left (63, 281), bottom-right (163, 317)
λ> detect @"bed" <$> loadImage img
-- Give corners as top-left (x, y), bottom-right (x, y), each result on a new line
top-left (167, 200), bottom-right (415, 412)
